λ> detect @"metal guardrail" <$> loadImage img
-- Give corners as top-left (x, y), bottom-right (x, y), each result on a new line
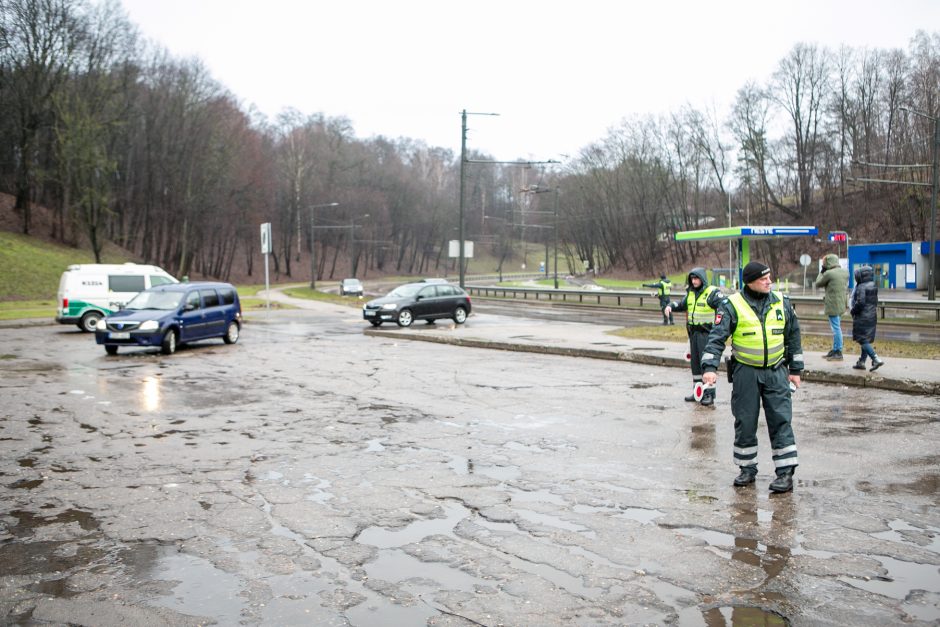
top-left (464, 285), bottom-right (940, 322)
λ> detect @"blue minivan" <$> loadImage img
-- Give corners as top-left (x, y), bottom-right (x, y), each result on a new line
top-left (95, 282), bottom-right (242, 355)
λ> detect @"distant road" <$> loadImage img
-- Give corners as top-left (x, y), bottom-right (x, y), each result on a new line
top-left (472, 298), bottom-right (940, 343)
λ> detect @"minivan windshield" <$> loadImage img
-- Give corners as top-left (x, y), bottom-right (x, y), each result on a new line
top-left (125, 291), bottom-right (184, 311)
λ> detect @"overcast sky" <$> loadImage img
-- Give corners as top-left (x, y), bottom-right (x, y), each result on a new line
top-left (118, 0), bottom-right (938, 162)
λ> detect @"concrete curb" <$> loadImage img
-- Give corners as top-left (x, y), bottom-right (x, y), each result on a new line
top-left (364, 328), bottom-right (940, 396)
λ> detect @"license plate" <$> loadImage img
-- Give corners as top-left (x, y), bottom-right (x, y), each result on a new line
top-left (364, 310), bottom-right (375, 317)
top-left (109, 332), bottom-right (130, 339)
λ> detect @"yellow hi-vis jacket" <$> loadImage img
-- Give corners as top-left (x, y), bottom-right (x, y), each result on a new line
top-left (727, 291), bottom-right (786, 368)
top-left (685, 285), bottom-right (719, 326)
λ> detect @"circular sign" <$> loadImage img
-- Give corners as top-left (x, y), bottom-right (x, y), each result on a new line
top-left (799, 254), bottom-right (812, 267)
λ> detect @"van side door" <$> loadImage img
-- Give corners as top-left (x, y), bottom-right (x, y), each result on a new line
top-left (179, 290), bottom-right (205, 342)
top-left (199, 289), bottom-right (225, 337)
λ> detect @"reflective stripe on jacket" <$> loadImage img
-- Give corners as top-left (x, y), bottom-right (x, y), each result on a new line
top-left (686, 285), bottom-right (718, 326)
top-left (727, 291), bottom-right (786, 367)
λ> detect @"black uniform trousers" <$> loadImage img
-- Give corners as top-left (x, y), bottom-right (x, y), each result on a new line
top-left (730, 361), bottom-right (798, 475)
top-left (687, 326), bottom-right (709, 381)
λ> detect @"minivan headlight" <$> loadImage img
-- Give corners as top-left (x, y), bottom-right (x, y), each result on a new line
top-left (95, 319), bottom-right (107, 331)
top-left (139, 320), bottom-right (159, 331)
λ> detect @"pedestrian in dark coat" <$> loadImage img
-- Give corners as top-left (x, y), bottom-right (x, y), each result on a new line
top-left (850, 266), bottom-right (884, 372)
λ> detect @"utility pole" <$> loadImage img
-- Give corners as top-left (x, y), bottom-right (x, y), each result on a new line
top-left (899, 107), bottom-right (938, 301)
top-left (458, 110), bottom-right (557, 288)
top-left (853, 106), bottom-right (938, 301)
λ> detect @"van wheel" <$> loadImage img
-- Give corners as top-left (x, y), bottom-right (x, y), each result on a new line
top-left (161, 329), bottom-right (178, 355)
top-left (223, 321), bottom-right (240, 344)
top-left (105, 345), bottom-right (118, 355)
top-left (396, 309), bottom-right (414, 327)
top-left (80, 311), bottom-right (102, 333)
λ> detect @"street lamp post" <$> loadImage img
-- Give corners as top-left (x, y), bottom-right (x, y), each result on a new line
top-left (459, 110), bottom-right (499, 288)
top-left (553, 187), bottom-right (559, 290)
top-left (901, 106), bottom-right (939, 301)
top-left (308, 202), bottom-right (339, 289)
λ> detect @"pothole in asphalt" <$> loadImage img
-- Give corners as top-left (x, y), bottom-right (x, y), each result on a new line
top-left (703, 605), bottom-right (789, 625)
top-left (143, 545), bottom-right (246, 624)
top-left (357, 500), bottom-right (606, 601)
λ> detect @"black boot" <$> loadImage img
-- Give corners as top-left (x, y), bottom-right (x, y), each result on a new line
top-left (769, 469), bottom-right (794, 493)
top-left (684, 393), bottom-right (697, 402)
top-left (733, 468), bottom-right (756, 486)
top-left (700, 388), bottom-right (715, 406)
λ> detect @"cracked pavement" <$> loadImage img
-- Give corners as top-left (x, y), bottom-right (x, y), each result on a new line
top-left (1, 305), bottom-right (939, 625)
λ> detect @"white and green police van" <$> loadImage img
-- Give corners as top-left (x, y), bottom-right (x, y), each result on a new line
top-left (56, 263), bottom-right (178, 332)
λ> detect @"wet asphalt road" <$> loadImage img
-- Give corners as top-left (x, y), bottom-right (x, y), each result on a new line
top-left (1, 307), bottom-right (939, 626)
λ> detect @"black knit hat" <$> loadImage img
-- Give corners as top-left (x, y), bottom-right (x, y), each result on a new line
top-left (742, 261), bottom-right (771, 284)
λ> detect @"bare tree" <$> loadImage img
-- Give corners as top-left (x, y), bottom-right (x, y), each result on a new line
top-left (770, 43), bottom-right (832, 217)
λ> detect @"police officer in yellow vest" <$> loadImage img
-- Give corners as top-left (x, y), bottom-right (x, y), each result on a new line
top-left (701, 261), bottom-right (803, 493)
top-left (643, 274), bottom-right (674, 324)
top-left (664, 268), bottom-right (725, 406)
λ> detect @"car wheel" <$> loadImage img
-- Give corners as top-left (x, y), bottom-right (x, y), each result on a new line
top-left (80, 311), bottom-right (102, 333)
top-left (396, 309), bottom-right (414, 327)
top-left (161, 328), bottom-right (178, 355)
top-left (105, 345), bottom-right (118, 355)
top-left (223, 321), bottom-right (240, 344)
top-left (369, 320), bottom-right (382, 327)
top-left (453, 306), bottom-right (468, 324)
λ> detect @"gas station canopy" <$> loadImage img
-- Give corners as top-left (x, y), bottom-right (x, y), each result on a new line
top-left (675, 226), bottom-right (818, 286)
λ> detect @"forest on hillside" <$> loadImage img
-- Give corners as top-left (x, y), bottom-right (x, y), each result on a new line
top-left (1, 0), bottom-right (939, 283)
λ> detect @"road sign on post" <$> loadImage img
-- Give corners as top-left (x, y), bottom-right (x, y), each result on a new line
top-left (260, 223), bottom-right (272, 310)
top-left (800, 253), bottom-right (812, 293)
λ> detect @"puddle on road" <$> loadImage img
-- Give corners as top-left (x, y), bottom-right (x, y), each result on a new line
top-left (572, 502), bottom-right (665, 525)
top-left (8, 478), bottom-right (44, 489)
top-left (145, 546), bottom-right (246, 624)
top-left (702, 605), bottom-right (789, 625)
top-left (446, 454), bottom-right (520, 481)
top-left (0, 508), bottom-right (104, 585)
top-left (674, 517), bottom-right (940, 623)
top-left (857, 473), bottom-right (940, 496)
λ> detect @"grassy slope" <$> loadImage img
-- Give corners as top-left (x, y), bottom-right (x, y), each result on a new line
top-left (0, 231), bottom-right (129, 301)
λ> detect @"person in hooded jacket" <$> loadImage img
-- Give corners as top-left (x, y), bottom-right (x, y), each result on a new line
top-left (850, 266), bottom-right (885, 372)
top-left (664, 268), bottom-right (726, 406)
top-left (814, 253), bottom-right (849, 361)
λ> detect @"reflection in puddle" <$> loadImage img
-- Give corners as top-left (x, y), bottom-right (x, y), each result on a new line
top-left (140, 376), bottom-right (161, 412)
top-left (702, 605), bottom-right (788, 625)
